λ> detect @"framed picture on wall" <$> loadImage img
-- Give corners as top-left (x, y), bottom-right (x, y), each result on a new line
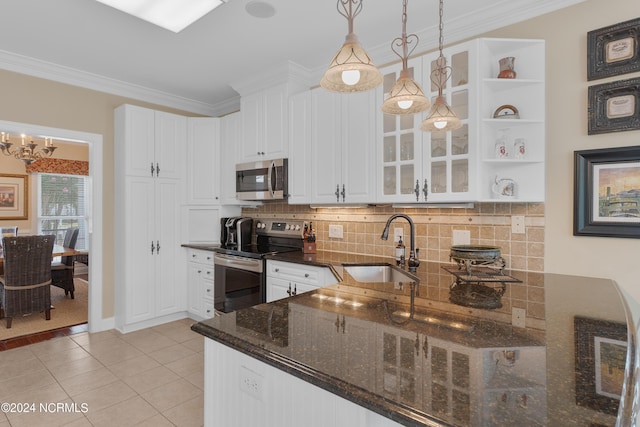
top-left (574, 146), bottom-right (640, 238)
top-left (0, 173), bottom-right (28, 220)
top-left (588, 77), bottom-right (640, 135)
top-left (588, 17), bottom-right (640, 80)
top-left (574, 316), bottom-right (627, 416)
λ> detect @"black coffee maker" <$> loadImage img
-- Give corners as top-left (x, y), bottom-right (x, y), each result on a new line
top-left (220, 217), bottom-right (253, 250)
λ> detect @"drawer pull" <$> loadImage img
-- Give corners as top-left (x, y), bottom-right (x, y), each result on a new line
top-left (304, 273), bottom-right (309, 278)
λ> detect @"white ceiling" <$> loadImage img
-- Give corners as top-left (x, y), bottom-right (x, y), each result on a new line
top-left (0, 0), bottom-right (584, 116)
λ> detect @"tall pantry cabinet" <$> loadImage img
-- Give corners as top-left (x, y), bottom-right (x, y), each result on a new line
top-left (114, 104), bottom-right (187, 333)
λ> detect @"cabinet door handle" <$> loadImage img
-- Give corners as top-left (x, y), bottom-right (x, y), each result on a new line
top-left (287, 283), bottom-right (292, 296)
top-left (293, 284), bottom-right (297, 296)
top-left (275, 268), bottom-right (279, 272)
top-left (151, 241), bottom-right (155, 254)
top-left (156, 163), bottom-right (160, 177)
top-left (156, 240), bottom-right (160, 254)
top-left (197, 269), bottom-right (202, 274)
top-left (422, 179), bottom-right (428, 201)
top-left (335, 184), bottom-right (340, 203)
top-left (150, 163), bottom-right (155, 177)
top-left (414, 180), bottom-right (420, 201)
top-left (341, 184), bottom-right (346, 202)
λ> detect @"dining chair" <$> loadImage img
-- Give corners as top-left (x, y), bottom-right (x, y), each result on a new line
top-left (0, 234), bottom-right (55, 329)
top-left (51, 227), bottom-right (79, 299)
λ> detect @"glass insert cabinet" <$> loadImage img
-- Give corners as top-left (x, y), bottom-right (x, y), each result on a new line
top-left (377, 38), bottom-right (545, 203)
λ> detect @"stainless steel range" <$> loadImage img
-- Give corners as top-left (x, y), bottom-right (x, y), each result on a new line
top-left (213, 218), bottom-right (307, 313)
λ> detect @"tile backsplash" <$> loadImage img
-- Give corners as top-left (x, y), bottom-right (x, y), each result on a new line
top-left (243, 202), bottom-right (545, 272)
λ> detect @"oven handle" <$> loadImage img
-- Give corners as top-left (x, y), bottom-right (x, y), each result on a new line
top-left (214, 253), bottom-right (263, 273)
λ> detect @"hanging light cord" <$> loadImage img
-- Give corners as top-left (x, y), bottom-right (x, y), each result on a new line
top-left (432, 0), bottom-right (451, 94)
top-left (337, 0), bottom-right (362, 35)
top-left (391, 0), bottom-right (419, 71)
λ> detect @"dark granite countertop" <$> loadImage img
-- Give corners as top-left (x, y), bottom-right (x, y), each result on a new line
top-left (192, 252), bottom-right (637, 426)
top-left (182, 243), bottom-right (220, 251)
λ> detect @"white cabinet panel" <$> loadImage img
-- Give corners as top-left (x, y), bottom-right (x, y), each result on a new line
top-left (187, 117), bottom-right (220, 205)
top-left (288, 91), bottom-right (312, 204)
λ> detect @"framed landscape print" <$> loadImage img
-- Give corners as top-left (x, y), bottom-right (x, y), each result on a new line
top-left (574, 316), bottom-right (627, 416)
top-left (0, 173), bottom-right (28, 220)
top-left (588, 17), bottom-right (640, 81)
top-left (574, 146), bottom-right (640, 238)
top-left (588, 77), bottom-right (640, 135)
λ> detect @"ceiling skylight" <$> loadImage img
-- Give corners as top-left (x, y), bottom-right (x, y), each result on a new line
top-left (96, 0), bottom-right (227, 33)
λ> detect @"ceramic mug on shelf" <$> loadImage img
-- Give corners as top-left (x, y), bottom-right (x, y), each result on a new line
top-left (514, 138), bottom-right (526, 159)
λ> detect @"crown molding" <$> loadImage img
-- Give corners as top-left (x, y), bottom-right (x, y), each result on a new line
top-left (0, 49), bottom-right (223, 116)
top-left (229, 61), bottom-right (315, 96)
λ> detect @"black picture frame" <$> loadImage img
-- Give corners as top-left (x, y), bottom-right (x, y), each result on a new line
top-left (588, 77), bottom-right (640, 135)
top-left (574, 316), bottom-right (627, 416)
top-left (588, 17), bottom-right (640, 81)
top-left (574, 146), bottom-right (640, 238)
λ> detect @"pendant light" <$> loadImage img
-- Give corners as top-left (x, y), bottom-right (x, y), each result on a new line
top-left (420, 0), bottom-right (461, 132)
top-left (320, 0), bottom-right (382, 93)
top-left (381, 0), bottom-right (430, 115)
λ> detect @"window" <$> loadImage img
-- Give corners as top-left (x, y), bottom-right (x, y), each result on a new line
top-left (37, 173), bottom-right (89, 251)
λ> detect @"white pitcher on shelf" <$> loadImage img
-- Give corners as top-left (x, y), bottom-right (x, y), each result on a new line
top-left (492, 176), bottom-right (516, 199)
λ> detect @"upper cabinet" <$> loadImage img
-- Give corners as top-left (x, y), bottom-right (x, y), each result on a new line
top-left (376, 38), bottom-right (544, 204)
top-left (288, 91), bottom-right (313, 204)
top-left (186, 117), bottom-right (220, 205)
top-left (310, 88), bottom-right (377, 204)
top-left (219, 111), bottom-right (244, 205)
top-left (119, 105), bottom-right (186, 180)
top-left (377, 40), bottom-right (477, 204)
top-left (477, 38), bottom-right (545, 202)
top-left (239, 84), bottom-right (289, 162)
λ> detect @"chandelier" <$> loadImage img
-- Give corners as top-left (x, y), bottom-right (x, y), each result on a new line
top-left (0, 132), bottom-right (58, 166)
top-left (420, 0), bottom-right (461, 132)
top-left (381, 0), bottom-right (430, 115)
top-left (320, 0), bottom-right (382, 93)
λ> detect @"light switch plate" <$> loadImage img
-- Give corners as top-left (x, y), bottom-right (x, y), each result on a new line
top-left (511, 215), bottom-right (525, 234)
top-left (512, 307), bottom-right (526, 328)
top-left (328, 224), bottom-right (343, 239)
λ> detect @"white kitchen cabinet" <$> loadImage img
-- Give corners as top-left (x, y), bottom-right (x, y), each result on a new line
top-left (219, 111), bottom-right (242, 205)
top-left (239, 84), bottom-right (289, 162)
top-left (119, 104), bottom-right (186, 180)
top-left (186, 117), bottom-right (220, 205)
top-left (477, 38), bottom-right (545, 202)
top-left (114, 104), bottom-right (187, 333)
top-left (310, 88), bottom-right (376, 204)
top-left (265, 259), bottom-right (338, 302)
top-left (186, 248), bottom-right (215, 320)
top-left (287, 91), bottom-right (313, 204)
top-left (377, 41), bottom-right (476, 204)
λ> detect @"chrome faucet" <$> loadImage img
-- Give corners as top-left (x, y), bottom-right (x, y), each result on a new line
top-left (381, 214), bottom-right (420, 272)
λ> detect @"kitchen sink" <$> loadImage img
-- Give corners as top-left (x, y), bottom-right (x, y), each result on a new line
top-left (343, 264), bottom-right (418, 283)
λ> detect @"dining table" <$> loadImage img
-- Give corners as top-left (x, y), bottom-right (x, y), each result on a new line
top-left (0, 244), bottom-right (79, 273)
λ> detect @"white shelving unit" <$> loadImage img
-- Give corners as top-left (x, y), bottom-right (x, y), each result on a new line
top-left (477, 38), bottom-right (546, 202)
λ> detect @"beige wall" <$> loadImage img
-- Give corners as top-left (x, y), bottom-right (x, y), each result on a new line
top-left (0, 70), bottom-right (199, 318)
top-left (481, 0), bottom-right (640, 324)
top-left (0, 0), bottom-right (638, 328)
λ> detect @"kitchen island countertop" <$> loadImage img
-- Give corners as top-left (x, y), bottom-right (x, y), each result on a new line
top-left (192, 253), bottom-right (637, 426)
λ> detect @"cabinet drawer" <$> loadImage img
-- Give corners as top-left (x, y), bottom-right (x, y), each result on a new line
top-left (187, 249), bottom-right (214, 264)
top-left (203, 301), bottom-right (215, 319)
top-left (266, 260), bottom-right (334, 286)
top-left (203, 280), bottom-right (214, 300)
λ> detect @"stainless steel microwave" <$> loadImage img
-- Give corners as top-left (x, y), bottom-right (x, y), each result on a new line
top-left (236, 158), bottom-right (288, 201)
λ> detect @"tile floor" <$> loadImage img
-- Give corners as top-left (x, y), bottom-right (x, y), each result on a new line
top-left (0, 318), bottom-right (204, 427)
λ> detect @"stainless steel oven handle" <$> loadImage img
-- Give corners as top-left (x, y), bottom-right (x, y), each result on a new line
top-left (214, 254), bottom-right (263, 273)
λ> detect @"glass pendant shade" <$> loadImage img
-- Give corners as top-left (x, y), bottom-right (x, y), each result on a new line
top-left (420, 95), bottom-right (462, 132)
top-left (321, 34), bottom-right (383, 93)
top-left (381, 69), bottom-right (430, 114)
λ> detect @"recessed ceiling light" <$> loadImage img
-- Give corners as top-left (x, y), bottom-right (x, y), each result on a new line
top-left (96, 0), bottom-right (228, 33)
top-left (245, 1), bottom-right (276, 19)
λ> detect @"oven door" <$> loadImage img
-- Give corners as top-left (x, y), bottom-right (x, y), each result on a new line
top-left (236, 158), bottom-right (287, 201)
top-left (214, 253), bottom-right (264, 313)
